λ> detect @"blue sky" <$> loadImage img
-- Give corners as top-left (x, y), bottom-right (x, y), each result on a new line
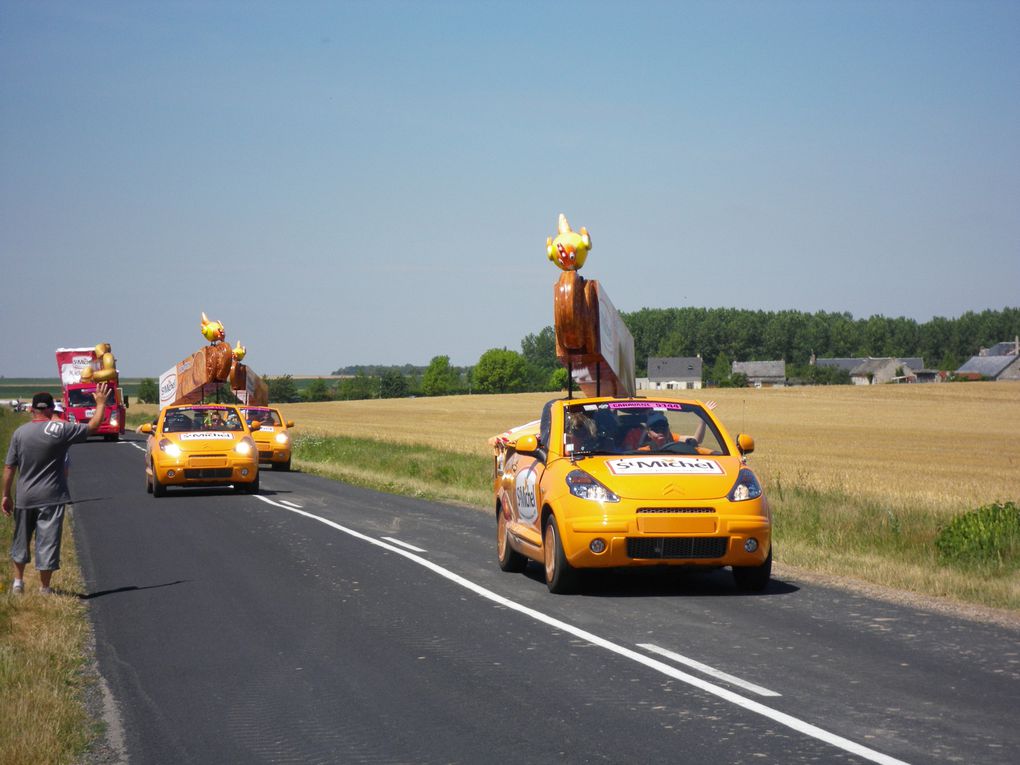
top-left (2, 1), bottom-right (1018, 377)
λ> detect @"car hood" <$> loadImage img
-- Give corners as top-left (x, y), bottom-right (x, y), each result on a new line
top-left (571, 454), bottom-right (745, 501)
top-left (164, 432), bottom-right (245, 451)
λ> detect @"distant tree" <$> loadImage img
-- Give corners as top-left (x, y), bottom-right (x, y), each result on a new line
top-left (548, 366), bottom-right (577, 392)
top-left (267, 375), bottom-right (300, 403)
top-left (521, 326), bottom-right (558, 389)
top-left (303, 377), bottom-right (334, 402)
top-left (421, 355), bottom-right (457, 396)
top-left (474, 349), bottom-right (529, 393)
top-left (380, 370), bottom-right (408, 399)
top-left (337, 373), bottom-right (377, 400)
top-left (709, 353), bottom-right (732, 387)
top-left (136, 377), bottom-right (158, 404)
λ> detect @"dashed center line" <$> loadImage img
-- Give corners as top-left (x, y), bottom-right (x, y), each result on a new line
top-left (637, 643), bottom-right (781, 697)
top-left (382, 536), bottom-right (427, 553)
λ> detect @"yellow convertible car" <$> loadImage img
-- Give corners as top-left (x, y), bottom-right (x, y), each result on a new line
top-left (492, 397), bottom-right (771, 593)
top-left (240, 406), bottom-right (294, 471)
top-left (141, 404), bottom-right (260, 497)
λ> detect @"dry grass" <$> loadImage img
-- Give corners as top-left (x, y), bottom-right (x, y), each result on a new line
top-left (0, 512), bottom-right (94, 765)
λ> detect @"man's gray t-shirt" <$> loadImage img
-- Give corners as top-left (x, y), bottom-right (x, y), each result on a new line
top-left (5, 420), bottom-right (89, 508)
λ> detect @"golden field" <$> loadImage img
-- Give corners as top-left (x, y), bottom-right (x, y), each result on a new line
top-left (277, 383), bottom-right (1020, 517)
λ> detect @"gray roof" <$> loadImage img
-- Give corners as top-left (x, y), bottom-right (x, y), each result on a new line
top-left (816, 357), bottom-right (865, 372)
top-left (957, 355), bottom-right (1020, 377)
top-left (850, 357), bottom-right (924, 376)
top-left (647, 356), bottom-right (702, 382)
top-left (733, 360), bottom-right (786, 378)
top-left (982, 341), bottom-right (1019, 356)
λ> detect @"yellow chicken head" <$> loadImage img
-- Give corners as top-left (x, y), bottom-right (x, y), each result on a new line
top-left (546, 213), bottom-right (591, 271)
top-left (232, 341), bottom-right (246, 362)
top-left (200, 312), bottom-right (226, 343)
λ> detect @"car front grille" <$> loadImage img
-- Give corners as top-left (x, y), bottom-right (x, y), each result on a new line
top-left (626, 537), bottom-right (728, 560)
top-left (258, 451), bottom-right (273, 460)
top-left (637, 507), bottom-right (715, 514)
top-left (183, 468), bottom-right (233, 479)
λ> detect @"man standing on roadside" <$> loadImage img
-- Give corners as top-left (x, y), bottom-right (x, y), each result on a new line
top-left (2, 382), bottom-right (109, 595)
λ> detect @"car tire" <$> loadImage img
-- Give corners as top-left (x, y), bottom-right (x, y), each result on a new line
top-left (543, 513), bottom-right (578, 594)
top-left (104, 434), bottom-right (119, 442)
top-left (152, 466), bottom-right (166, 498)
top-left (497, 507), bottom-right (528, 573)
top-left (732, 546), bottom-right (772, 593)
top-left (272, 459), bottom-right (291, 472)
top-left (145, 471), bottom-right (153, 494)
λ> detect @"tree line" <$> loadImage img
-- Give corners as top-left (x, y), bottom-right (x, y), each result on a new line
top-left (132, 307), bottom-right (1019, 403)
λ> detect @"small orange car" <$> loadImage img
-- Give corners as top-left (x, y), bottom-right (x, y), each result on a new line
top-left (492, 397), bottom-right (771, 593)
top-left (240, 406), bottom-right (294, 471)
top-left (141, 404), bottom-right (260, 496)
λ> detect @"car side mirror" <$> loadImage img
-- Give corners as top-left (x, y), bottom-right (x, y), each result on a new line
top-left (124, 395), bottom-right (129, 408)
top-left (248, 421), bottom-right (261, 431)
top-left (514, 434), bottom-right (546, 462)
top-left (139, 423), bottom-right (153, 434)
top-left (286, 421), bottom-right (294, 428)
top-left (736, 433), bottom-right (755, 455)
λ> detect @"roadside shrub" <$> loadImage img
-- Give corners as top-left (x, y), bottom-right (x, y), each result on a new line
top-left (935, 502), bottom-right (1020, 569)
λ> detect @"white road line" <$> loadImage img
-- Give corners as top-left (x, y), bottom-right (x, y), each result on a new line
top-left (250, 494), bottom-right (909, 765)
top-left (382, 536), bottom-right (427, 553)
top-left (128, 443), bottom-right (146, 453)
top-left (637, 643), bottom-right (781, 697)
top-left (279, 500), bottom-right (303, 509)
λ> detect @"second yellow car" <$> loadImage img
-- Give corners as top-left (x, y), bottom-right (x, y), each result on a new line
top-left (240, 406), bottom-right (294, 471)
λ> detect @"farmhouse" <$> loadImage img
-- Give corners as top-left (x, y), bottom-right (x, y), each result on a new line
top-left (849, 357), bottom-right (924, 385)
top-left (732, 360), bottom-right (786, 387)
top-left (640, 356), bottom-right (703, 390)
top-left (955, 338), bottom-right (1020, 381)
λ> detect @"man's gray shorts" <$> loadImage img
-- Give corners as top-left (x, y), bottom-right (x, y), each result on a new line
top-left (10, 504), bottom-right (66, 571)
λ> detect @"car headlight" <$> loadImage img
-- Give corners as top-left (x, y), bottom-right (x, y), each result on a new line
top-left (566, 470), bottom-right (620, 503)
top-left (274, 432), bottom-right (289, 444)
top-left (108, 416), bottom-right (119, 427)
top-left (728, 468), bottom-right (763, 502)
top-left (158, 439), bottom-right (182, 458)
top-left (235, 437), bottom-right (256, 456)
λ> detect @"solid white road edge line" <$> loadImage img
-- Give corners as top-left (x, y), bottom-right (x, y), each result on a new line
top-left (382, 536), bottom-right (428, 553)
top-left (129, 443), bottom-right (146, 453)
top-left (250, 494), bottom-right (910, 765)
top-left (280, 500), bottom-right (303, 508)
top-left (637, 643), bottom-right (781, 697)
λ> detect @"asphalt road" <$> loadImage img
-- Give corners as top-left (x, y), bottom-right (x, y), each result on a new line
top-left (68, 434), bottom-right (1019, 765)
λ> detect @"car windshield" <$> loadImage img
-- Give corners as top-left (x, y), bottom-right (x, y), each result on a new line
top-left (241, 408), bottom-right (281, 426)
top-left (563, 401), bottom-right (728, 457)
top-left (68, 389), bottom-right (115, 406)
top-left (162, 406), bottom-right (243, 433)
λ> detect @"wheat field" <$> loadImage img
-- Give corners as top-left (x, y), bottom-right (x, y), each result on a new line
top-left (278, 383), bottom-right (1019, 518)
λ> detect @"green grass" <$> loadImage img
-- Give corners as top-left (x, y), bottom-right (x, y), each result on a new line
top-left (294, 434), bottom-right (493, 507)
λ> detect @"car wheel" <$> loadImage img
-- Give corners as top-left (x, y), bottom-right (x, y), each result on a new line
top-left (238, 474), bottom-right (260, 494)
top-left (272, 459), bottom-right (291, 472)
top-left (152, 466), bottom-right (166, 498)
top-left (733, 546), bottom-right (772, 593)
top-left (497, 507), bottom-right (527, 573)
top-left (145, 470), bottom-right (153, 494)
top-left (104, 434), bottom-right (119, 442)
top-left (543, 513), bottom-right (578, 594)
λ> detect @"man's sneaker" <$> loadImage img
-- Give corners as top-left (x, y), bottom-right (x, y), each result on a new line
top-left (12, 581), bottom-right (24, 594)
top-left (39, 586), bottom-right (53, 596)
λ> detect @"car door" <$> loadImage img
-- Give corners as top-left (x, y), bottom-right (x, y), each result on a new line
top-left (507, 449), bottom-right (544, 549)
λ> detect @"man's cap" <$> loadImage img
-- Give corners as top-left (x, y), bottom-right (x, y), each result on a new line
top-left (647, 411), bottom-right (669, 429)
top-left (31, 392), bottom-right (55, 410)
